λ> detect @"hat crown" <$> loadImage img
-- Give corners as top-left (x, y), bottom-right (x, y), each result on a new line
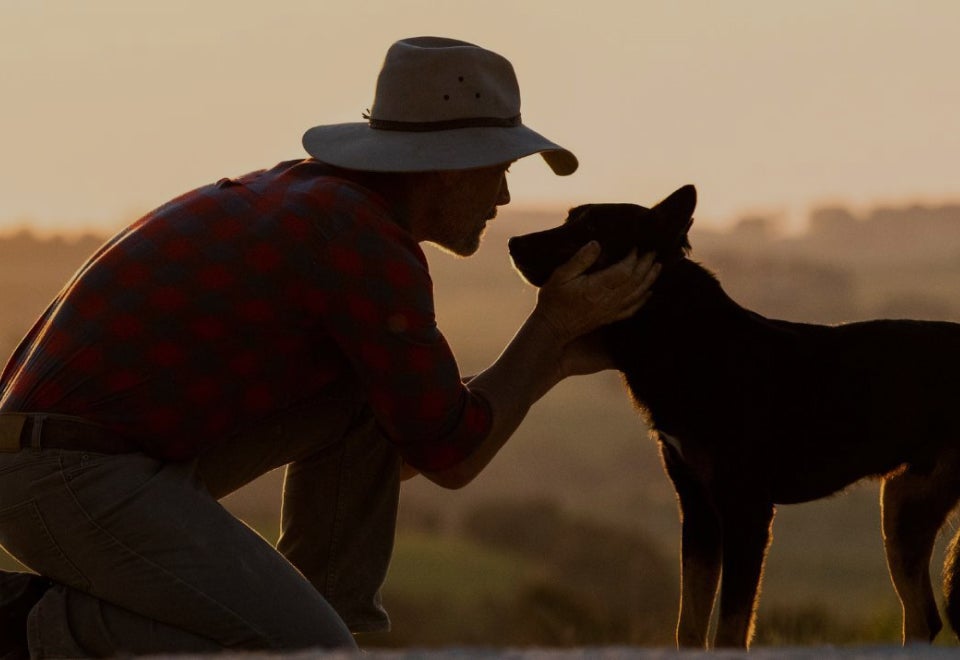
top-left (302, 36), bottom-right (577, 175)
top-left (369, 37), bottom-right (521, 124)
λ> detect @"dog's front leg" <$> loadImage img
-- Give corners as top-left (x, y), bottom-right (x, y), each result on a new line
top-left (714, 501), bottom-right (775, 648)
top-left (677, 490), bottom-right (722, 647)
top-left (664, 447), bottom-right (722, 648)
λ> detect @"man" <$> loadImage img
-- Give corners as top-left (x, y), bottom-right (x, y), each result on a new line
top-left (0, 37), bottom-right (659, 655)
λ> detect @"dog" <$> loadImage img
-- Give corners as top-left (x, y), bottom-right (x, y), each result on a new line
top-left (507, 185), bottom-right (960, 649)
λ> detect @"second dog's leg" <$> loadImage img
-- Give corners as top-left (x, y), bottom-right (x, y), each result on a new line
top-left (881, 464), bottom-right (960, 643)
top-left (714, 502), bottom-right (775, 648)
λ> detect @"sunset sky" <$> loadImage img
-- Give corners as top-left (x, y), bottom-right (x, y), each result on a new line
top-left (2, 1), bottom-right (958, 234)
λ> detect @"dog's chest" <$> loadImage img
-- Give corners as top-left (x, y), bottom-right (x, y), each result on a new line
top-left (658, 430), bottom-right (685, 459)
top-left (655, 428), bottom-right (718, 485)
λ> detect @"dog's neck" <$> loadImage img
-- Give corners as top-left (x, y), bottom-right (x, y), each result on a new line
top-left (602, 257), bottom-right (752, 436)
top-left (602, 258), bottom-right (749, 363)
top-left (649, 258), bottom-right (738, 318)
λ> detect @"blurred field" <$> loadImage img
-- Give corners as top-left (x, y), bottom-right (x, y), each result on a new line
top-left (3, 199), bottom-right (960, 647)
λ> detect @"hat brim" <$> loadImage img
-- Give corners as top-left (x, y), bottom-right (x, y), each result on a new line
top-left (302, 122), bottom-right (578, 176)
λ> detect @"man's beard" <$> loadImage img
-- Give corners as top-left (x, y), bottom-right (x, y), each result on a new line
top-left (431, 225), bottom-right (485, 257)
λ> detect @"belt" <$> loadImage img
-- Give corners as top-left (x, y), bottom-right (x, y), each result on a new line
top-left (0, 413), bottom-right (141, 454)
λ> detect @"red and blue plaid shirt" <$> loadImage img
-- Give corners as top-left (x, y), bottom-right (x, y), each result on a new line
top-left (0, 160), bottom-right (492, 470)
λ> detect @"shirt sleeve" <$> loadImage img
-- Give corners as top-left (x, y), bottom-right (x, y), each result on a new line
top-left (302, 182), bottom-right (493, 472)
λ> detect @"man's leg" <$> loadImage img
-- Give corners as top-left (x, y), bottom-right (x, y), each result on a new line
top-left (195, 392), bottom-right (403, 633)
top-left (277, 409), bottom-right (402, 632)
top-left (0, 388), bottom-right (402, 652)
top-left (0, 448), bottom-right (355, 656)
top-left (28, 585), bottom-right (224, 657)
top-left (0, 571), bottom-right (50, 659)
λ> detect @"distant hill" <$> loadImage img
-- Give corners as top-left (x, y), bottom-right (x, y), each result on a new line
top-left (0, 231), bottom-right (104, 358)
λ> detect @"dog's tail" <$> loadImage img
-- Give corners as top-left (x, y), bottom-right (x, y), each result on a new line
top-left (943, 528), bottom-right (960, 638)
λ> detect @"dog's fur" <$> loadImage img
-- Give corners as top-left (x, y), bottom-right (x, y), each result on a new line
top-left (507, 185), bottom-right (960, 648)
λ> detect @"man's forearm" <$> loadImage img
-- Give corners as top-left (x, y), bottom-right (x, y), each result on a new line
top-left (422, 311), bottom-right (564, 488)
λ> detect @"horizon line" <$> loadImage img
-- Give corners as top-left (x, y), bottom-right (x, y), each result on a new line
top-left (3, 192), bottom-right (960, 241)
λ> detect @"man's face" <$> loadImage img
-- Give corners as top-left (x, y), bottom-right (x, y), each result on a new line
top-left (420, 163), bottom-right (511, 257)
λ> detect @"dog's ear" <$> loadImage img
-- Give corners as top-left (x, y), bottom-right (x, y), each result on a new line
top-left (656, 185), bottom-right (697, 220)
top-left (652, 185), bottom-right (696, 258)
top-left (563, 205), bottom-right (592, 224)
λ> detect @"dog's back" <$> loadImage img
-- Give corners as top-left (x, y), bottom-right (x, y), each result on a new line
top-left (609, 258), bottom-right (960, 502)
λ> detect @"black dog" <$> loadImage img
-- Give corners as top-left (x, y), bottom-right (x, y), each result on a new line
top-left (508, 185), bottom-right (960, 649)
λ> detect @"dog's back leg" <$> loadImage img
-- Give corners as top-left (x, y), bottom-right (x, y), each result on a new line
top-left (881, 457), bottom-right (960, 643)
top-left (942, 526), bottom-right (960, 639)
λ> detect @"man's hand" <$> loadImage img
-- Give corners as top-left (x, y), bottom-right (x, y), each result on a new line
top-left (532, 242), bottom-right (660, 346)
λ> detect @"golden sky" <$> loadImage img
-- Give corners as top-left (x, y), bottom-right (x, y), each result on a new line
top-left (2, 0), bottom-right (959, 234)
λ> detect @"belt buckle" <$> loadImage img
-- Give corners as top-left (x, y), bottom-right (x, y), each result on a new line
top-left (0, 414), bottom-right (27, 452)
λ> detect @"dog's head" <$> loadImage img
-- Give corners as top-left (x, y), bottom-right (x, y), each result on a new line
top-left (508, 185), bottom-right (697, 287)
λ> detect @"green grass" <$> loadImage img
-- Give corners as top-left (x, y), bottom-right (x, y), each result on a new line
top-left (382, 531), bottom-right (532, 609)
top-left (360, 531), bottom-right (542, 647)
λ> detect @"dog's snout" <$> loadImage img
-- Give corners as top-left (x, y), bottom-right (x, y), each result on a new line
top-left (507, 235), bottom-right (534, 262)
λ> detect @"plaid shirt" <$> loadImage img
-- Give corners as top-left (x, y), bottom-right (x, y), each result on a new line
top-left (0, 160), bottom-right (492, 470)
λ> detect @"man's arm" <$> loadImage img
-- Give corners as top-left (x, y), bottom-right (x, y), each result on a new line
top-left (421, 244), bottom-right (660, 488)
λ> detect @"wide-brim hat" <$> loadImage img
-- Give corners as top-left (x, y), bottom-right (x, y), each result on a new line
top-left (302, 36), bottom-right (578, 175)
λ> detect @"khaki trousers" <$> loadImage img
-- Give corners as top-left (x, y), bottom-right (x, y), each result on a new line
top-left (0, 389), bottom-right (401, 656)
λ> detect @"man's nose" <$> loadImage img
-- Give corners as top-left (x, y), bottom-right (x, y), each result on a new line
top-left (498, 176), bottom-right (511, 206)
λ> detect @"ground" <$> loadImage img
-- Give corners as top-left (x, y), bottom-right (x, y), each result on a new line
top-left (151, 646), bottom-right (959, 660)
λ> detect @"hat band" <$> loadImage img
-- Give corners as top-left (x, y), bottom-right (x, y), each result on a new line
top-left (366, 114), bottom-right (522, 132)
